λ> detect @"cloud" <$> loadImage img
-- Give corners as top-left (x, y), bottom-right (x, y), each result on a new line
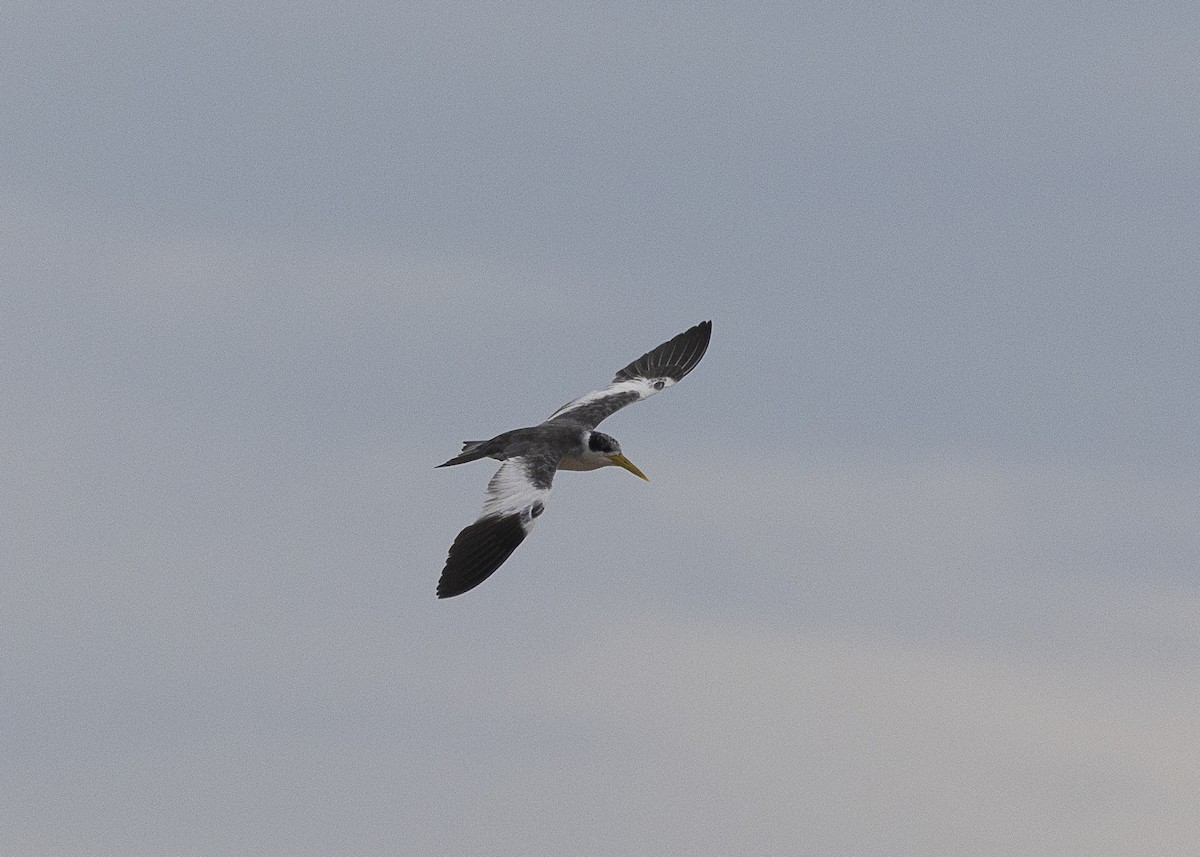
top-left (4, 1), bottom-right (1198, 853)
top-left (445, 612), bottom-right (1200, 856)
top-left (549, 450), bottom-right (1199, 643)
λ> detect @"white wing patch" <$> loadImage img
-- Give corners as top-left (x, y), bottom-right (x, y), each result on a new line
top-left (480, 458), bottom-right (552, 532)
top-left (548, 377), bottom-right (670, 422)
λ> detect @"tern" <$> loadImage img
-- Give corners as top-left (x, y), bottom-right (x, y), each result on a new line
top-left (436, 320), bottom-right (712, 598)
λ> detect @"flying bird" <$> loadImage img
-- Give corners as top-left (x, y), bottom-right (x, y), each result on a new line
top-left (435, 320), bottom-right (712, 598)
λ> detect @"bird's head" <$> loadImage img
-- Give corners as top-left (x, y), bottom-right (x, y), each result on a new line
top-left (587, 431), bottom-right (649, 481)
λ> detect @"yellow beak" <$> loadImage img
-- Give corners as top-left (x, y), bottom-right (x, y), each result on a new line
top-left (608, 453), bottom-right (649, 481)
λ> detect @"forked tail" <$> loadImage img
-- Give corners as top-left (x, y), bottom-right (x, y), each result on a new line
top-left (436, 440), bottom-right (489, 468)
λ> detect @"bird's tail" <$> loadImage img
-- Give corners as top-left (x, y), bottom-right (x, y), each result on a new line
top-left (436, 440), bottom-right (490, 468)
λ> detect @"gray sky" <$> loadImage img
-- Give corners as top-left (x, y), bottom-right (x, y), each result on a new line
top-left (3, 2), bottom-right (1198, 854)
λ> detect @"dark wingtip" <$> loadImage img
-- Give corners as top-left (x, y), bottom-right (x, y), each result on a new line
top-left (613, 319), bottom-right (713, 383)
top-left (436, 513), bottom-right (527, 598)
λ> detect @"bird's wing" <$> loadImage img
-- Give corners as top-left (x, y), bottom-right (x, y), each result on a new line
top-left (545, 320), bottom-right (712, 430)
top-left (437, 452), bottom-right (558, 598)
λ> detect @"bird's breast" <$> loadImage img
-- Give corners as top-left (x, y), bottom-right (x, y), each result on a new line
top-left (556, 454), bottom-right (607, 472)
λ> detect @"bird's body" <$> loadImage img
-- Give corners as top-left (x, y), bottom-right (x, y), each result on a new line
top-left (436, 320), bottom-right (712, 598)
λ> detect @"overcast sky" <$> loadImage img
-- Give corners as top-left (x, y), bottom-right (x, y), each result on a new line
top-left (3, 2), bottom-right (1198, 855)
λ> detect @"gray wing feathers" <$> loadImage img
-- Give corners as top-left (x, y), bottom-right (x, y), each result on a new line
top-left (547, 320), bottom-right (712, 428)
top-left (546, 390), bottom-right (641, 430)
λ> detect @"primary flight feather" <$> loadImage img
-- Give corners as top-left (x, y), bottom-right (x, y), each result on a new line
top-left (436, 320), bottom-right (712, 598)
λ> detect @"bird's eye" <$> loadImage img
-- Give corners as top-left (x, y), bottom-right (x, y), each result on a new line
top-left (530, 502), bottom-right (544, 518)
top-left (653, 381), bottom-right (665, 391)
